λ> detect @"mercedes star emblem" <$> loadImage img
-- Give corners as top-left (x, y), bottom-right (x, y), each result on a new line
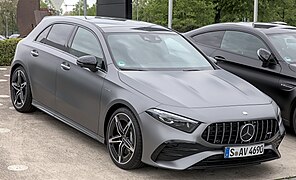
top-left (240, 124), bottom-right (255, 142)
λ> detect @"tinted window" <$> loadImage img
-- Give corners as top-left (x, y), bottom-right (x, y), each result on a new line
top-left (70, 27), bottom-right (103, 60)
top-left (36, 25), bottom-right (52, 43)
top-left (192, 31), bottom-right (225, 48)
top-left (268, 33), bottom-right (296, 63)
top-left (46, 24), bottom-right (74, 50)
top-left (221, 31), bottom-right (268, 59)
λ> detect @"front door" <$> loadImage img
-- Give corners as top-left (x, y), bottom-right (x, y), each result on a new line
top-left (211, 31), bottom-right (282, 102)
top-left (56, 26), bottom-right (106, 132)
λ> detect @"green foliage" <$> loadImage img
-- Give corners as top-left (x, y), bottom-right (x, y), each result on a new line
top-left (133, 0), bottom-right (296, 32)
top-left (133, 0), bottom-right (215, 32)
top-left (70, 0), bottom-right (97, 16)
top-left (0, 0), bottom-right (18, 36)
top-left (0, 38), bottom-right (21, 66)
top-left (40, 0), bottom-right (49, 9)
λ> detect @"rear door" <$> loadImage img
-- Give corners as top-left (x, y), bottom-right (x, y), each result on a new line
top-left (211, 31), bottom-right (282, 101)
top-left (28, 24), bottom-right (75, 109)
top-left (55, 26), bottom-right (106, 132)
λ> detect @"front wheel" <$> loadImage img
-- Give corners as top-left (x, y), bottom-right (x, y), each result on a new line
top-left (10, 66), bottom-right (35, 113)
top-left (106, 108), bottom-right (143, 169)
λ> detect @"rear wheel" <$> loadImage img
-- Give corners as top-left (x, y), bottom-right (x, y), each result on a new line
top-left (106, 108), bottom-right (143, 169)
top-left (292, 109), bottom-right (296, 134)
top-left (10, 66), bottom-right (35, 113)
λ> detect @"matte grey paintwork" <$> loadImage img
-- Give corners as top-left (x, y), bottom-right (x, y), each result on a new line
top-left (11, 16), bottom-right (284, 170)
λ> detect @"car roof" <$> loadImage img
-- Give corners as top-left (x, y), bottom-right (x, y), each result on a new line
top-left (45, 16), bottom-right (172, 33)
top-left (186, 22), bottom-right (296, 36)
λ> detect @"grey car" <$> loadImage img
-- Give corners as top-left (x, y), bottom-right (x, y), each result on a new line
top-left (10, 16), bottom-right (285, 170)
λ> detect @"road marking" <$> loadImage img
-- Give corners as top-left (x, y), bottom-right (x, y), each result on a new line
top-left (0, 68), bottom-right (7, 71)
top-left (4, 74), bottom-right (10, 77)
top-left (9, 107), bottom-right (14, 110)
top-left (0, 95), bottom-right (9, 98)
top-left (0, 128), bottom-right (11, 133)
top-left (0, 79), bottom-right (7, 82)
top-left (7, 165), bottom-right (28, 171)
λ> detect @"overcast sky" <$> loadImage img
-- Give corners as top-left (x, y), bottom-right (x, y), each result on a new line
top-left (62, 0), bottom-right (97, 12)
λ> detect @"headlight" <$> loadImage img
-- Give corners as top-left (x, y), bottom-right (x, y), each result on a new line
top-left (277, 107), bottom-right (282, 125)
top-left (146, 109), bottom-right (200, 133)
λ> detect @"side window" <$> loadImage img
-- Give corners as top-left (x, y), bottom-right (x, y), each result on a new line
top-left (36, 25), bottom-right (52, 43)
top-left (70, 27), bottom-right (103, 60)
top-left (221, 31), bottom-right (268, 59)
top-left (46, 24), bottom-right (75, 50)
top-left (192, 31), bottom-right (225, 48)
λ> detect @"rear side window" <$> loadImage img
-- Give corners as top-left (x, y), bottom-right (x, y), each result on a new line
top-left (221, 31), bottom-right (268, 59)
top-left (192, 31), bottom-right (225, 48)
top-left (46, 24), bottom-right (75, 50)
top-left (36, 25), bottom-right (52, 43)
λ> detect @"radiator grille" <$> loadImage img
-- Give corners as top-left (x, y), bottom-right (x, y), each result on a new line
top-left (201, 119), bottom-right (279, 145)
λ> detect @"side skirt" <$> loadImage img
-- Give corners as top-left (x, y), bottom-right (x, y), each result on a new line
top-left (32, 100), bottom-right (105, 144)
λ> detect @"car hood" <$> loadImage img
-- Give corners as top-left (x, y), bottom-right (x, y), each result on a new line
top-left (118, 69), bottom-right (271, 108)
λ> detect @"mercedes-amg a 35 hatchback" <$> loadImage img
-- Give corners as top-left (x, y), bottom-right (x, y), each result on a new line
top-left (11, 16), bottom-right (285, 170)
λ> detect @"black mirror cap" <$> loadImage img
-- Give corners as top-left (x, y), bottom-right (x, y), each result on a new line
top-left (257, 48), bottom-right (277, 67)
top-left (77, 55), bottom-right (99, 72)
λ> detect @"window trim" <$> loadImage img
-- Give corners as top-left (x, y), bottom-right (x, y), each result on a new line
top-left (35, 25), bottom-right (53, 42)
top-left (191, 31), bottom-right (226, 48)
top-left (69, 25), bottom-right (107, 72)
top-left (219, 30), bottom-right (271, 60)
top-left (33, 22), bottom-right (108, 73)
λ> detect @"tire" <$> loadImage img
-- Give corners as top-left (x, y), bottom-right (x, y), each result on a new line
top-left (10, 66), bottom-right (35, 113)
top-left (292, 109), bottom-right (296, 134)
top-left (106, 107), bottom-right (144, 169)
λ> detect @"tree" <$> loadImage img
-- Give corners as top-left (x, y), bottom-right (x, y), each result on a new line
top-left (133, 0), bottom-right (215, 32)
top-left (70, 0), bottom-right (96, 16)
top-left (0, 0), bottom-right (18, 37)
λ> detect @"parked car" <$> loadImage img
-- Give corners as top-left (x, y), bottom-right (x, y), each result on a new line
top-left (10, 17), bottom-right (285, 170)
top-left (185, 22), bottom-right (296, 134)
top-left (9, 34), bottom-right (20, 39)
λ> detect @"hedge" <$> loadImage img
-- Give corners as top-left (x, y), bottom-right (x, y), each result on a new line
top-left (0, 38), bottom-right (22, 66)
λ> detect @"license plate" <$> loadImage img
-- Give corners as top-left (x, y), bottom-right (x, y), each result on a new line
top-left (224, 143), bottom-right (264, 158)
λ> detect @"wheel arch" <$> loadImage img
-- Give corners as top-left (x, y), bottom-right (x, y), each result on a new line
top-left (103, 100), bottom-right (141, 144)
top-left (10, 61), bottom-right (34, 98)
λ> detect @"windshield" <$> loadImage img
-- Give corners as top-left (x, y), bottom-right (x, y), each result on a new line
top-left (268, 33), bottom-right (296, 63)
top-left (107, 32), bottom-right (213, 71)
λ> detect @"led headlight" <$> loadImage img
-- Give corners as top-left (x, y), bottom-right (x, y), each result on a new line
top-left (146, 109), bottom-right (200, 133)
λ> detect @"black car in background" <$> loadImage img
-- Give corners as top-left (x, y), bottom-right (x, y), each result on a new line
top-left (185, 22), bottom-right (296, 133)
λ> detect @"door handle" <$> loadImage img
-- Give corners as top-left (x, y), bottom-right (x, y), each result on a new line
top-left (61, 62), bottom-right (71, 71)
top-left (214, 56), bottom-right (226, 62)
top-left (31, 50), bottom-right (39, 57)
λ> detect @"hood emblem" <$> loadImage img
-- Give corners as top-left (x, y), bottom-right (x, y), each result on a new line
top-left (240, 124), bottom-right (255, 142)
top-left (242, 111), bottom-right (248, 115)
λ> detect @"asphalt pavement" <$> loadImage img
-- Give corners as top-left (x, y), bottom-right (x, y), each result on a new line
top-left (0, 66), bottom-right (296, 180)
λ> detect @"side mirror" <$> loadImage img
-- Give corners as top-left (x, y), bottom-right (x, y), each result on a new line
top-left (257, 48), bottom-right (277, 67)
top-left (208, 56), bottom-right (217, 64)
top-left (77, 55), bottom-right (98, 72)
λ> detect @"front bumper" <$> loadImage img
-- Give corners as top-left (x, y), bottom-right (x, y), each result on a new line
top-left (139, 105), bottom-right (285, 170)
